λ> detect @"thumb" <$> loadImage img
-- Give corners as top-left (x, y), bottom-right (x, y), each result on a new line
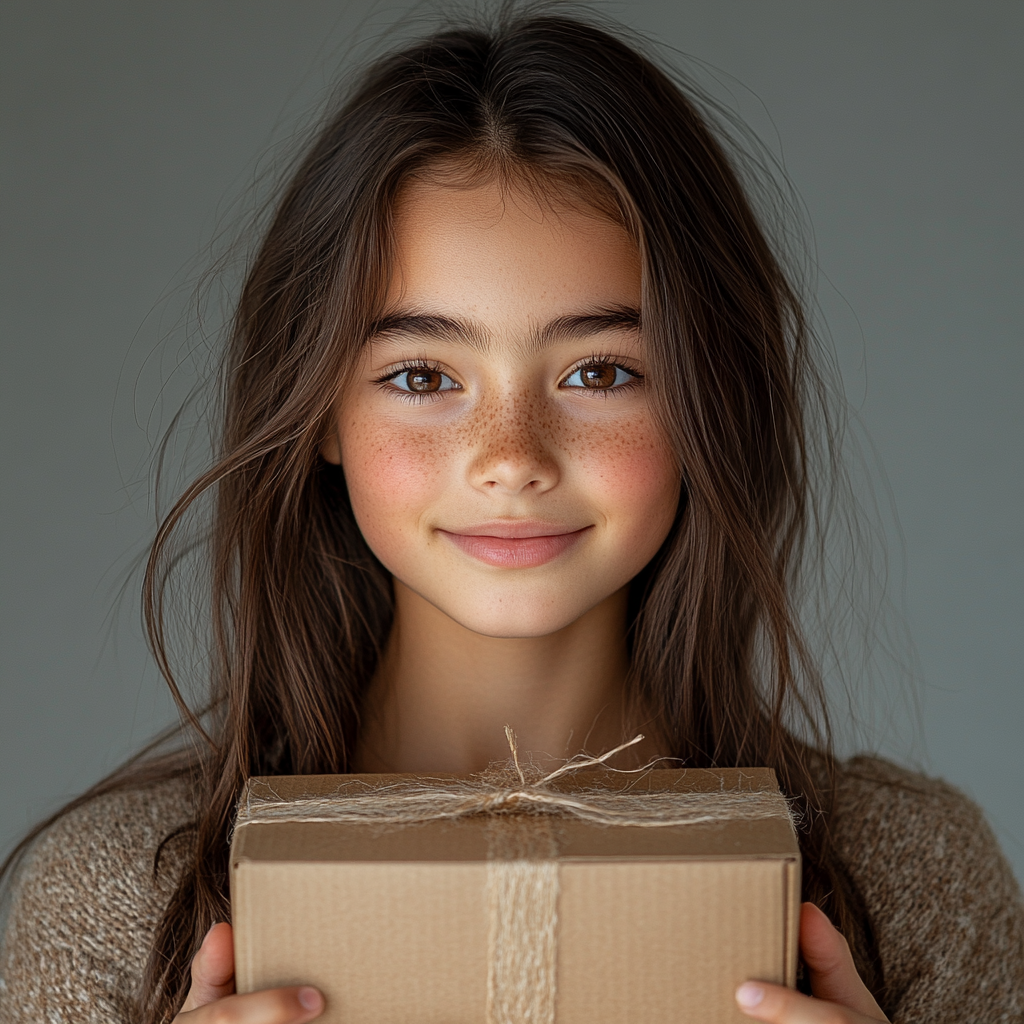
top-left (181, 922), bottom-right (235, 1011)
top-left (800, 903), bottom-right (887, 1019)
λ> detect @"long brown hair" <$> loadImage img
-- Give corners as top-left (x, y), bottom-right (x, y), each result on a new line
top-left (4, 9), bottom-right (884, 1020)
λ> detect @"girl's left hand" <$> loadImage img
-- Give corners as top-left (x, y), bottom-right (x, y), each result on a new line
top-left (736, 903), bottom-right (889, 1023)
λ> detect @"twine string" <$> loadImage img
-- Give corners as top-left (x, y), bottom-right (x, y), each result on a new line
top-left (236, 734), bottom-right (791, 831)
top-left (486, 816), bottom-right (559, 1024)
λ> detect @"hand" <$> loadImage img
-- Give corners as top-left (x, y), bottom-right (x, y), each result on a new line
top-left (175, 922), bottom-right (324, 1023)
top-left (736, 903), bottom-right (889, 1023)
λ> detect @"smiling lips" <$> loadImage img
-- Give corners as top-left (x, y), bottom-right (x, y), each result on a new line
top-left (439, 521), bottom-right (591, 568)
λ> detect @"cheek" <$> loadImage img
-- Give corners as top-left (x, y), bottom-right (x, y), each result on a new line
top-left (569, 414), bottom-right (679, 523)
top-left (339, 410), bottom-right (451, 552)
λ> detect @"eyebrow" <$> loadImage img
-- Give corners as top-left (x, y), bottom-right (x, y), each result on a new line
top-left (366, 305), bottom-right (641, 353)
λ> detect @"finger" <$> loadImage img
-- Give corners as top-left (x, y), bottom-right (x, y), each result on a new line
top-left (182, 986), bottom-right (324, 1024)
top-left (182, 923), bottom-right (236, 1011)
top-left (799, 904), bottom-right (886, 1019)
top-left (736, 981), bottom-right (874, 1023)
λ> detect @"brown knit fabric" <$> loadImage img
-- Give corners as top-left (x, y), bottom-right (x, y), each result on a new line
top-left (0, 778), bottom-right (190, 1022)
top-left (831, 758), bottom-right (1024, 1021)
top-left (1, 760), bottom-right (1021, 1022)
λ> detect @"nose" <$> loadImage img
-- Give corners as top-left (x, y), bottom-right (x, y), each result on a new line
top-left (466, 396), bottom-right (560, 496)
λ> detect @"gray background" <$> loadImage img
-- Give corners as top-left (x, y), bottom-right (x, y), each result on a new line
top-left (2, 1), bottom-right (1022, 885)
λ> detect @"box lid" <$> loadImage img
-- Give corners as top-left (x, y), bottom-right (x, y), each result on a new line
top-left (231, 768), bottom-right (799, 865)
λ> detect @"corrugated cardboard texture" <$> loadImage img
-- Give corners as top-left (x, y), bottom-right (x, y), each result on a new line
top-left (231, 768), bottom-right (800, 1024)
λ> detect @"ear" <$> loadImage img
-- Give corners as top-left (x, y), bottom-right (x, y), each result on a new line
top-left (320, 422), bottom-right (343, 465)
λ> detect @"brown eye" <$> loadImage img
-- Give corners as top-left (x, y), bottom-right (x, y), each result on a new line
top-left (579, 363), bottom-right (618, 388)
top-left (563, 361), bottom-right (638, 391)
top-left (406, 369), bottom-right (442, 392)
top-left (387, 366), bottom-right (459, 395)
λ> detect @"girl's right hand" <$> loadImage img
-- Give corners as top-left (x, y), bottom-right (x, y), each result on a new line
top-left (175, 922), bottom-right (324, 1023)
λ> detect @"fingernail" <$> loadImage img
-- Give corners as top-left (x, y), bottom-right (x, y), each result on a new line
top-left (298, 987), bottom-right (323, 1012)
top-left (736, 982), bottom-right (765, 1008)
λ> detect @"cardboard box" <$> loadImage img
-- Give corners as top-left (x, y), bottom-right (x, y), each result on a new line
top-left (231, 768), bottom-right (800, 1024)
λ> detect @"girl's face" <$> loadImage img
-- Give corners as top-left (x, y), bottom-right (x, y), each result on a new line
top-left (325, 174), bottom-right (680, 638)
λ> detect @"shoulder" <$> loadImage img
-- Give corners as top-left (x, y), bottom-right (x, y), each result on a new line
top-left (831, 755), bottom-right (1004, 884)
top-left (0, 775), bottom-right (194, 1023)
top-left (830, 756), bottom-right (1024, 1023)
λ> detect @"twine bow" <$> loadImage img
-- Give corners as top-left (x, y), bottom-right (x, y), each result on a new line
top-left (236, 729), bottom-right (791, 831)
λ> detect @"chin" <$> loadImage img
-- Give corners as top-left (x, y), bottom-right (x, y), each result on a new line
top-left (441, 595), bottom-right (593, 640)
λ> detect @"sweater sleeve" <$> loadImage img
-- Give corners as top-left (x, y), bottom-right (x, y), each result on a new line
top-left (833, 758), bottom-right (1024, 1024)
top-left (0, 779), bottom-right (190, 1024)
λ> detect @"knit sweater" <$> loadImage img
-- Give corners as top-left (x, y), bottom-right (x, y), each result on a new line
top-left (0, 758), bottom-right (1021, 1022)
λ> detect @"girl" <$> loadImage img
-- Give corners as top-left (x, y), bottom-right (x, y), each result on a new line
top-left (1, 10), bottom-right (1021, 1024)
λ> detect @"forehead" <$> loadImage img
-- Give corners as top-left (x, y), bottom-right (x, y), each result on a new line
top-left (385, 175), bottom-right (641, 319)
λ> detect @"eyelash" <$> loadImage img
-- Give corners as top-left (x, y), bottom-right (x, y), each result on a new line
top-left (559, 354), bottom-right (645, 394)
top-left (373, 360), bottom-right (461, 403)
top-left (372, 354), bottom-right (645, 402)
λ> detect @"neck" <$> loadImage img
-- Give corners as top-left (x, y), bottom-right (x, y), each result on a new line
top-left (355, 580), bottom-right (661, 774)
